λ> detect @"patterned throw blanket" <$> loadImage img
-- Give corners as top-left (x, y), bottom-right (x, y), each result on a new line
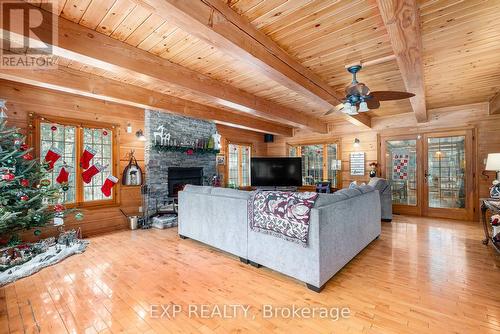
top-left (248, 190), bottom-right (319, 247)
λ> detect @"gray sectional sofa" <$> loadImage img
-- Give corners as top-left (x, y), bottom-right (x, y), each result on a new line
top-left (178, 185), bottom-right (381, 292)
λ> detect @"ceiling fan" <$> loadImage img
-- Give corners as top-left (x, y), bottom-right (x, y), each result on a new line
top-left (325, 65), bottom-right (415, 116)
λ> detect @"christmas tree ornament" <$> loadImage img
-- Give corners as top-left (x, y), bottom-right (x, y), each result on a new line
top-left (102, 130), bottom-right (108, 136)
top-left (22, 153), bottom-right (33, 160)
top-left (51, 125), bottom-right (57, 131)
top-left (33, 214), bottom-right (41, 222)
top-left (82, 162), bottom-right (104, 184)
top-left (101, 175), bottom-right (118, 197)
top-left (2, 173), bottom-right (15, 181)
top-left (75, 212), bottom-right (84, 221)
top-left (19, 143), bottom-right (28, 151)
top-left (0, 99), bottom-right (7, 119)
top-left (13, 139), bottom-right (22, 146)
top-left (6, 157), bottom-right (15, 165)
top-left (80, 145), bottom-right (96, 170)
top-left (40, 179), bottom-right (51, 187)
top-left (20, 179), bottom-right (29, 187)
top-left (34, 229), bottom-right (41, 236)
top-left (56, 166), bottom-right (69, 184)
top-left (20, 195), bottom-right (29, 201)
top-left (62, 185), bottom-right (69, 192)
top-left (44, 146), bottom-right (62, 170)
top-left (53, 204), bottom-right (65, 212)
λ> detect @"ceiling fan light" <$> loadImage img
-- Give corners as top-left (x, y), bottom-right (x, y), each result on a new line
top-left (348, 105), bottom-right (358, 115)
top-left (359, 101), bottom-right (369, 112)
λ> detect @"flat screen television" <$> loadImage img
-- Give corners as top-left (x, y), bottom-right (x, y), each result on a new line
top-left (251, 157), bottom-right (302, 187)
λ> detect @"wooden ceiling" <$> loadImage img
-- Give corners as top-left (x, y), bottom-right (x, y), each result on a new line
top-left (1, 0), bottom-right (499, 135)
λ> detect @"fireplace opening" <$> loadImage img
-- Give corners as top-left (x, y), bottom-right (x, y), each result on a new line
top-left (168, 167), bottom-right (203, 197)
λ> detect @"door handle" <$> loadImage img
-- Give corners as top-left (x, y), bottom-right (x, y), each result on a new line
top-left (424, 171), bottom-right (430, 182)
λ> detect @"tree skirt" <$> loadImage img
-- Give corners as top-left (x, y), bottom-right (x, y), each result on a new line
top-left (0, 240), bottom-right (89, 286)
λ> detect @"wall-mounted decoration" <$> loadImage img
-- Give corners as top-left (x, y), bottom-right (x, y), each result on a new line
top-left (122, 150), bottom-right (143, 186)
top-left (216, 154), bottom-right (225, 165)
top-left (392, 152), bottom-right (409, 180)
top-left (350, 152), bottom-right (365, 176)
top-left (152, 125), bottom-right (220, 155)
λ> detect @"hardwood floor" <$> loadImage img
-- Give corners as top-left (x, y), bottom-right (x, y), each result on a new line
top-left (1, 215), bottom-right (499, 334)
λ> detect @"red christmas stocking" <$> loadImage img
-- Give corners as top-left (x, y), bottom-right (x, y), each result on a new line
top-left (82, 162), bottom-right (104, 184)
top-left (56, 166), bottom-right (69, 184)
top-left (80, 145), bottom-right (96, 170)
top-left (101, 175), bottom-right (118, 197)
top-left (44, 147), bottom-right (62, 170)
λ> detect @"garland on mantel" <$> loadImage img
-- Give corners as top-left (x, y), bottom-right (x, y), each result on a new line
top-left (153, 144), bottom-right (220, 155)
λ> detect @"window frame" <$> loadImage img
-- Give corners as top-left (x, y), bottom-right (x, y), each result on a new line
top-left (31, 114), bottom-right (120, 209)
top-left (287, 139), bottom-right (342, 190)
top-left (225, 141), bottom-right (253, 188)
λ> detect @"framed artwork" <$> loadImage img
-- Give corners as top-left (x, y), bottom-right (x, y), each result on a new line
top-left (392, 152), bottom-right (409, 180)
top-left (216, 154), bottom-right (226, 165)
top-left (350, 152), bottom-right (365, 176)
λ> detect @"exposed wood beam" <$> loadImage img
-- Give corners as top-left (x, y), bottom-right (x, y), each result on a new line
top-left (1, 1), bottom-right (325, 133)
top-left (489, 91), bottom-right (500, 115)
top-left (0, 67), bottom-right (293, 137)
top-left (135, 0), bottom-right (370, 129)
top-left (376, 0), bottom-right (427, 123)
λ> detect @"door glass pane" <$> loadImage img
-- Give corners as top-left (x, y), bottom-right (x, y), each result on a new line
top-left (385, 140), bottom-right (417, 206)
top-left (301, 145), bottom-right (323, 185)
top-left (427, 136), bottom-right (466, 209)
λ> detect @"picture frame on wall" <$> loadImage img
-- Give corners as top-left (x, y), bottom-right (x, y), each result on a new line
top-left (216, 154), bottom-right (226, 165)
top-left (350, 152), bottom-right (365, 176)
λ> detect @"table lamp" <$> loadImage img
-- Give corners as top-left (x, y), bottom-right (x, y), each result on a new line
top-left (486, 153), bottom-right (500, 198)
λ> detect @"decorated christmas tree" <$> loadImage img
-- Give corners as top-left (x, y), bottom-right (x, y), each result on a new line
top-left (0, 101), bottom-right (71, 243)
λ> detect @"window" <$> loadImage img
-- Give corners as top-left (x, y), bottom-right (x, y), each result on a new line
top-left (227, 143), bottom-right (251, 187)
top-left (289, 142), bottom-right (341, 187)
top-left (35, 115), bottom-right (117, 206)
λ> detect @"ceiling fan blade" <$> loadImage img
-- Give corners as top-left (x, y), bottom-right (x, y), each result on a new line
top-left (369, 91), bottom-right (415, 101)
top-left (324, 103), bottom-right (344, 115)
top-left (366, 100), bottom-right (380, 109)
top-left (345, 83), bottom-right (370, 96)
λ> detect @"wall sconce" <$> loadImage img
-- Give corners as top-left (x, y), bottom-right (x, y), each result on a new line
top-left (126, 123), bottom-right (132, 133)
top-left (353, 138), bottom-right (360, 148)
top-left (135, 129), bottom-right (146, 141)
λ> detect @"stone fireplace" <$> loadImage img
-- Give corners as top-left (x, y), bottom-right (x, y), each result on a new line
top-left (144, 110), bottom-right (217, 213)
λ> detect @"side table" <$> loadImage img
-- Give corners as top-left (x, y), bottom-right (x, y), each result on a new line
top-left (480, 198), bottom-right (500, 253)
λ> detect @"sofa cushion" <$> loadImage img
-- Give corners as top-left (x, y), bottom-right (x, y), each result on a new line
top-left (314, 192), bottom-right (349, 208)
top-left (182, 184), bottom-right (212, 194)
top-left (358, 184), bottom-right (375, 194)
top-left (210, 187), bottom-right (252, 200)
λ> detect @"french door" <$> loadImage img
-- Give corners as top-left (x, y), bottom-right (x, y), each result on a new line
top-left (380, 129), bottom-right (475, 220)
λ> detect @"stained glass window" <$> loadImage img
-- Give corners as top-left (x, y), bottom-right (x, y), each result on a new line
top-left (40, 122), bottom-right (76, 203)
top-left (289, 143), bottom-right (340, 187)
top-left (83, 128), bottom-right (113, 201)
top-left (227, 143), bottom-right (251, 187)
top-left (38, 118), bottom-right (116, 205)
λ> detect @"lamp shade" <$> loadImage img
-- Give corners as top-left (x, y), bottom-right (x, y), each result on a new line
top-left (485, 153), bottom-right (500, 171)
